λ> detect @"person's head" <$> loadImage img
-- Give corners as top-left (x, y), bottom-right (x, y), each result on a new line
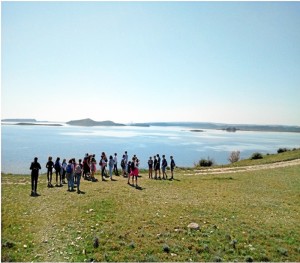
top-left (34, 157), bottom-right (38, 162)
top-left (56, 157), bottom-right (60, 161)
top-left (156, 154), bottom-right (159, 157)
top-left (109, 155), bottom-right (113, 159)
top-left (170, 156), bottom-right (173, 159)
top-left (125, 151), bottom-right (127, 154)
top-left (79, 159), bottom-right (82, 163)
top-left (68, 159), bottom-right (72, 164)
top-left (63, 158), bottom-right (66, 163)
top-left (48, 156), bottom-right (52, 161)
top-left (149, 157), bottom-right (152, 160)
top-left (114, 153), bottom-right (117, 156)
top-left (162, 155), bottom-right (165, 158)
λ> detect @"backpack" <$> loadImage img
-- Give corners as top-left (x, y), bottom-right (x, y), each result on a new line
top-left (121, 159), bottom-right (125, 168)
top-left (75, 164), bottom-right (82, 174)
top-left (66, 164), bottom-right (73, 173)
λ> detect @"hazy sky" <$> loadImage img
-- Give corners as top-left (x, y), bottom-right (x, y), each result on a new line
top-left (2, 1), bottom-right (300, 125)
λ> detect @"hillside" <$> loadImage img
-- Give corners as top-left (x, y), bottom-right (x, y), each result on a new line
top-left (2, 153), bottom-right (300, 262)
top-left (66, 118), bottom-right (125, 127)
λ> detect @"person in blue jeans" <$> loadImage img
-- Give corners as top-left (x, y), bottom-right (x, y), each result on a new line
top-left (74, 160), bottom-right (82, 194)
top-left (66, 159), bottom-right (74, 192)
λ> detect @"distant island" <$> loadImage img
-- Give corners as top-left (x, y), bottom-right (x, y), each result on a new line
top-left (66, 118), bottom-right (125, 127)
top-left (2, 118), bottom-right (300, 133)
top-left (16, 123), bottom-right (63, 127)
top-left (2, 118), bottom-right (37, 122)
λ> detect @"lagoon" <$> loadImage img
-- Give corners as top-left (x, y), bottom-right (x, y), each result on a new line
top-left (1, 124), bottom-right (300, 174)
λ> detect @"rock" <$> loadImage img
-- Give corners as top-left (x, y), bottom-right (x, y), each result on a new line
top-left (93, 237), bottom-right (99, 248)
top-left (163, 244), bottom-right (170, 253)
top-left (188, 222), bottom-right (200, 230)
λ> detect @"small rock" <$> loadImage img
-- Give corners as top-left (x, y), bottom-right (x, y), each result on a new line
top-left (93, 237), bottom-right (99, 248)
top-left (171, 253), bottom-right (177, 257)
top-left (188, 222), bottom-right (200, 230)
top-left (23, 245), bottom-right (27, 248)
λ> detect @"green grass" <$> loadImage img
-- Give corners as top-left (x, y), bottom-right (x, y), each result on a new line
top-left (2, 161), bottom-right (300, 262)
top-left (195, 148), bottom-right (300, 169)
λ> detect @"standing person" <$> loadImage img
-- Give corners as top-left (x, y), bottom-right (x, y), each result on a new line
top-left (30, 157), bottom-right (41, 196)
top-left (129, 157), bottom-right (139, 188)
top-left (156, 154), bottom-right (161, 179)
top-left (83, 155), bottom-right (90, 180)
top-left (113, 153), bottom-right (119, 176)
top-left (46, 156), bottom-right (54, 187)
top-left (170, 156), bottom-right (176, 180)
top-left (61, 159), bottom-right (67, 184)
top-left (148, 157), bottom-right (153, 179)
top-left (66, 159), bottom-right (74, 192)
top-left (121, 155), bottom-right (126, 177)
top-left (161, 155), bottom-right (168, 180)
top-left (74, 160), bottom-right (83, 194)
top-left (124, 151), bottom-right (128, 176)
top-left (99, 154), bottom-right (107, 181)
top-left (90, 157), bottom-right (97, 182)
top-left (153, 156), bottom-right (158, 179)
top-left (54, 157), bottom-right (62, 187)
top-left (108, 155), bottom-right (114, 180)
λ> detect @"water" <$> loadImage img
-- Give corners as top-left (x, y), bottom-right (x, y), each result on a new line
top-left (1, 124), bottom-right (300, 174)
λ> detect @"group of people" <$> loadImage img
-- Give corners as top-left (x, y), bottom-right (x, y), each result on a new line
top-left (29, 151), bottom-right (176, 197)
top-left (147, 154), bottom-right (176, 180)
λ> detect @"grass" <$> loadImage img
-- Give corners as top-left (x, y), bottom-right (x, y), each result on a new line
top-left (195, 148), bottom-right (300, 168)
top-left (2, 155), bottom-right (300, 262)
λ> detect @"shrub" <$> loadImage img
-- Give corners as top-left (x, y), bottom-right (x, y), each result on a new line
top-left (198, 157), bottom-right (214, 167)
top-left (250, 152), bottom-right (263, 160)
top-left (277, 148), bottom-right (288, 153)
top-left (228, 151), bottom-right (240, 163)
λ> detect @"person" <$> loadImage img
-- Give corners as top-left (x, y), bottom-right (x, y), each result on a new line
top-left (170, 156), bottom-right (176, 180)
top-left (46, 156), bottom-right (54, 187)
top-left (61, 159), bottom-right (67, 184)
top-left (90, 157), bottom-right (97, 182)
top-left (29, 157), bottom-right (41, 196)
top-left (127, 161), bottom-right (132, 184)
top-left (74, 160), bottom-right (83, 194)
top-left (148, 157), bottom-right (153, 179)
top-left (129, 157), bottom-right (139, 188)
top-left (99, 154), bottom-right (107, 181)
top-left (113, 153), bottom-right (119, 176)
top-left (124, 151), bottom-right (128, 176)
top-left (153, 156), bottom-right (158, 179)
top-left (121, 155), bottom-right (126, 177)
top-left (83, 155), bottom-right (91, 180)
top-left (156, 154), bottom-right (161, 179)
top-left (66, 159), bottom-right (74, 192)
top-left (54, 157), bottom-right (62, 187)
top-left (161, 155), bottom-right (168, 180)
top-left (108, 155), bottom-right (114, 180)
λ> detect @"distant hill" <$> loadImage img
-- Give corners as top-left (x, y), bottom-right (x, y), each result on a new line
top-left (66, 118), bottom-right (125, 127)
top-left (2, 118), bottom-right (37, 122)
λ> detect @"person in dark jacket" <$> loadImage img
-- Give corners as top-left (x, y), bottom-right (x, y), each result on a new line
top-left (30, 157), bottom-right (41, 196)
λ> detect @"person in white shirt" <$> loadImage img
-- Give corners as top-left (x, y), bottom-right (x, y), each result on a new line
top-left (113, 153), bottom-right (119, 176)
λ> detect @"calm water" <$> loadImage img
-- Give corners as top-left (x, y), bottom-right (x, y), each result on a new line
top-left (1, 124), bottom-right (300, 174)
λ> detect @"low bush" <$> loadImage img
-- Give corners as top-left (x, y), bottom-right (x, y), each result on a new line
top-left (250, 152), bottom-right (263, 160)
top-left (198, 157), bottom-right (214, 167)
top-left (277, 148), bottom-right (288, 153)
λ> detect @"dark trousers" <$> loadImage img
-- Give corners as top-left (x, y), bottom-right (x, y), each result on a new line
top-left (31, 173), bottom-right (39, 193)
top-left (113, 164), bottom-right (119, 175)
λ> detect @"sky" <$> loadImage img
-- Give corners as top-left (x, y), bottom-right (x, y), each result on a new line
top-left (1, 1), bottom-right (300, 125)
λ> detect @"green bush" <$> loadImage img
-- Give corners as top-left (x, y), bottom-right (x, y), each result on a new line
top-left (277, 148), bottom-right (288, 153)
top-left (250, 152), bottom-right (263, 160)
top-left (198, 157), bottom-right (214, 167)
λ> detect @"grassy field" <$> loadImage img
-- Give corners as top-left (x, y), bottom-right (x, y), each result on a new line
top-left (2, 154), bottom-right (300, 262)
